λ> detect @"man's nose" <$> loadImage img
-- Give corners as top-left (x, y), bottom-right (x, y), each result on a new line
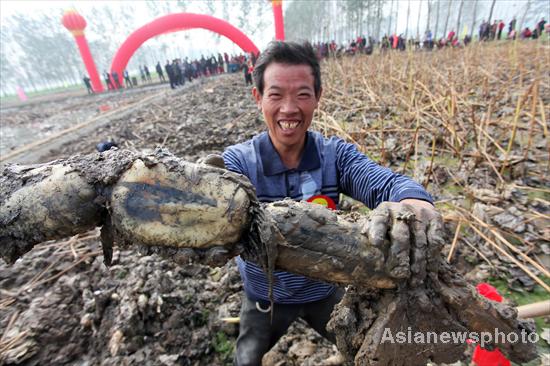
top-left (280, 97), bottom-right (299, 114)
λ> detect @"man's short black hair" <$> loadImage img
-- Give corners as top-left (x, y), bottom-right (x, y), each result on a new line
top-left (253, 41), bottom-right (321, 98)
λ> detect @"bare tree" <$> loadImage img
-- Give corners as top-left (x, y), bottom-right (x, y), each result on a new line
top-left (376, 0), bottom-right (383, 40)
top-left (443, 0), bottom-right (453, 39)
top-left (387, 0), bottom-right (394, 35)
top-left (519, 0), bottom-right (532, 31)
top-left (405, 0), bottom-right (411, 38)
top-left (470, 0), bottom-right (479, 38)
top-left (487, 0), bottom-right (497, 25)
top-left (434, 0), bottom-right (440, 39)
top-left (394, 0), bottom-right (399, 34)
top-left (426, 0), bottom-right (432, 33)
top-left (416, 0), bottom-right (423, 40)
top-left (456, 0), bottom-right (465, 38)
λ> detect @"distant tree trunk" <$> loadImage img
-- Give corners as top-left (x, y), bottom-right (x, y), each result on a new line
top-left (456, 0), bottom-right (465, 38)
top-left (394, 1), bottom-right (399, 34)
top-left (416, 0), bottom-right (423, 40)
top-left (487, 0), bottom-right (497, 25)
top-left (434, 0), bottom-right (440, 39)
top-left (426, 0), bottom-right (432, 33)
top-left (405, 0), bottom-right (411, 38)
top-left (443, 0), bottom-right (453, 39)
top-left (387, 0), bottom-right (394, 35)
top-left (518, 0), bottom-right (532, 31)
top-left (470, 0), bottom-right (479, 38)
top-left (376, 0), bottom-right (382, 40)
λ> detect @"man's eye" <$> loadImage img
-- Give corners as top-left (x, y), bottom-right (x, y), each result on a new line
top-left (269, 94), bottom-right (281, 98)
top-left (298, 93), bottom-right (311, 98)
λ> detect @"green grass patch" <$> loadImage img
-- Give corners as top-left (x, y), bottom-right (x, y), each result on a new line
top-left (212, 331), bottom-right (235, 364)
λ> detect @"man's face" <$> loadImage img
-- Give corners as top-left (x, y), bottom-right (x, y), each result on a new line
top-left (253, 63), bottom-right (320, 151)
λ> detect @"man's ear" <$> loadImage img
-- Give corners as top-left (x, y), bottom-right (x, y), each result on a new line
top-left (252, 87), bottom-right (262, 110)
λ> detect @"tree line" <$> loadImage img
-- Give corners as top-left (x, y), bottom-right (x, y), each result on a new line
top-left (284, 0), bottom-right (547, 44)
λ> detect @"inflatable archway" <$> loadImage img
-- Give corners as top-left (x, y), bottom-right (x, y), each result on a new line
top-left (110, 13), bottom-right (259, 82)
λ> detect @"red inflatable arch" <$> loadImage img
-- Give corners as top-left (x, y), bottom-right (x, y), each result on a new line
top-left (110, 13), bottom-right (259, 82)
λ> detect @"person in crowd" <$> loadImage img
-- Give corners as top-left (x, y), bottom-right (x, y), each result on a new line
top-left (123, 70), bottom-right (133, 88)
top-left (537, 18), bottom-right (546, 36)
top-left (521, 27), bottom-right (532, 39)
top-left (82, 75), bottom-right (93, 94)
top-left (156, 62), bottom-right (165, 82)
top-left (144, 65), bottom-right (152, 82)
top-left (103, 71), bottom-right (114, 90)
top-left (243, 60), bottom-right (253, 86)
top-left (165, 60), bottom-right (176, 89)
top-left (111, 71), bottom-right (121, 90)
top-left (508, 17), bottom-right (517, 37)
top-left (497, 20), bottom-right (505, 40)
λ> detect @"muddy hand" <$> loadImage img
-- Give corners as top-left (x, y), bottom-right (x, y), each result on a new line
top-left (362, 200), bottom-right (443, 285)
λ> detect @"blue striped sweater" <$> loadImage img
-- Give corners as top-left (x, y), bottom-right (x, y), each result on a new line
top-left (222, 131), bottom-right (433, 304)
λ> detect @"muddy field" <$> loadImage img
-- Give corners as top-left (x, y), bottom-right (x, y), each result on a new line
top-left (1, 41), bottom-right (549, 365)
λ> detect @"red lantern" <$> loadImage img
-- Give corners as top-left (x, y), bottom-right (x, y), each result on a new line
top-left (62, 10), bottom-right (87, 36)
top-left (62, 10), bottom-right (104, 92)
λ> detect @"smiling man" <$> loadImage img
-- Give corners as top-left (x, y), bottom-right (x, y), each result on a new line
top-left (222, 41), bottom-right (439, 365)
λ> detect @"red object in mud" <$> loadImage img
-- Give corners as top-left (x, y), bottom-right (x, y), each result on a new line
top-left (110, 13), bottom-right (259, 87)
top-left (61, 10), bottom-right (104, 93)
top-left (471, 283), bottom-right (511, 366)
top-left (306, 195), bottom-right (337, 210)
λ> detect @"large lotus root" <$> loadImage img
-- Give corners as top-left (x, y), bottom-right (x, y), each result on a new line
top-left (0, 149), bottom-right (254, 264)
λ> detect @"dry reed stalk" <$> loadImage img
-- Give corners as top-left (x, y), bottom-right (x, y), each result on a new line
top-left (467, 222), bottom-right (550, 292)
top-left (501, 82), bottom-right (534, 175)
top-left (447, 220), bottom-right (462, 262)
top-left (466, 211), bottom-right (550, 278)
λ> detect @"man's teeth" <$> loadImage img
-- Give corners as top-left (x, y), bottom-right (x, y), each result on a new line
top-left (279, 121), bottom-right (300, 129)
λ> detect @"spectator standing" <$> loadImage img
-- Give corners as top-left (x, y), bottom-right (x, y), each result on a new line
top-left (508, 17), bottom-right (517, 37)
top-left (111, 71), bottom-right (121, 90)
top-left (123, 70), bottom-right (133, 88)
top-left (165, 60), bottom-right (176, 89)
top-left (139, 66), bottom-right (146, 83)
top-left (83, 75), bottom-right (93, 94)
top-left (243, 61), bottom-right (253, 85)
top-left (104, 71), bottom-right (114, 90)
top-left (537, 18), bottom-right (546, 35)
top-left (156, 62), bottom-right (165, 82)
top-left (497, 20), bottom-right (505, 40)
top-left (144, 65), bottom-right (152, 82)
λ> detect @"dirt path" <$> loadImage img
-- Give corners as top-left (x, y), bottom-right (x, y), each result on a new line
top-left (0, 80), bottom-right (208, 165)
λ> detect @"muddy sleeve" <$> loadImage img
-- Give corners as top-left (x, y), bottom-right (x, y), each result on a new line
top-left (335, 139), bottom-right (433, 209)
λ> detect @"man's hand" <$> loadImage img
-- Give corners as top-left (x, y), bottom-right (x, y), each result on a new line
top-left (361, 199), bottom-right (444, 286)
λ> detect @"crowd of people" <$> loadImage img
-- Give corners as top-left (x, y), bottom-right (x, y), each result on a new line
top-left (83, 51), bottom-right (258, 93)
top-left (311, 17), bottom-right (547, 56)
top-left (82, 17), bottom-right (546, 94)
